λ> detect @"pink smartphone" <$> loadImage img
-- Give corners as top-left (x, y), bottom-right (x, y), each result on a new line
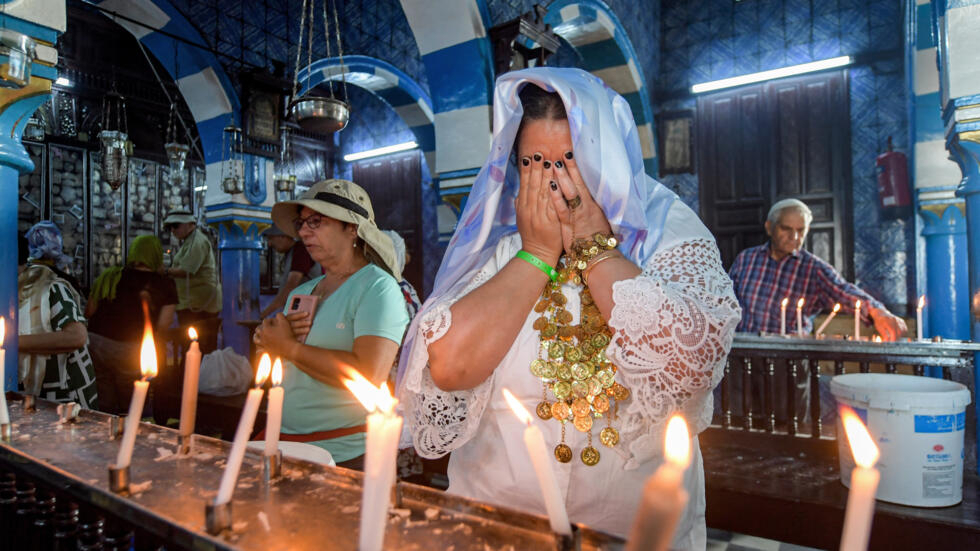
top-left (287, 294), bottom-right (318, 318)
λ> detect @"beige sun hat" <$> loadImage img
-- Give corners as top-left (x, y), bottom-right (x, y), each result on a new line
top-left (271, 179), bottom-right (400, 280)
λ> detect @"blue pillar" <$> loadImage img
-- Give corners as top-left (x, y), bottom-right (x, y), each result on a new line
top-left (920, 203), bottom-right (970, 377)
top-left (216, 223), bottom-right (264, 357)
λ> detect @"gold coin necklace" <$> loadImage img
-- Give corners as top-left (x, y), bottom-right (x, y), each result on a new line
top-left (529, 236), bottom-right (630, 466)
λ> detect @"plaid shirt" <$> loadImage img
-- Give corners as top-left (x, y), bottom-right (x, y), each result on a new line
top-left (728, 243), bottom-right (883, 334)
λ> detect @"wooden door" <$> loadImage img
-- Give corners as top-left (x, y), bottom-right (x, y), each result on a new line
top-left (697, 71), bottom-right (853, 277)
top-left (352, 150), bottom-right (424, 297)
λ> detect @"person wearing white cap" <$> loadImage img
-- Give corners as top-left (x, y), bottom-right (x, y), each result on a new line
top-left (162, 210), bottom-right (222, 353)
top-left (253, 179), bottom-right (409, 469)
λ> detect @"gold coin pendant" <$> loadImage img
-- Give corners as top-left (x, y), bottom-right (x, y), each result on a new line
top-left (536, 401), bottom-right (553, 420)
top-left (572, 414), bottom-right (593, 432)
top-left (599, 427), bottom-right (620, 447)
top-left (554, 444), bottom-right (573, 463)
top-left (580, 446), bottom-right (600, 466)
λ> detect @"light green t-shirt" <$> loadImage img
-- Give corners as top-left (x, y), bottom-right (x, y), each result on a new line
top-left (280, 263), bottom-right (409, 463)
top-left (173, 228), bottom-right (221, 312)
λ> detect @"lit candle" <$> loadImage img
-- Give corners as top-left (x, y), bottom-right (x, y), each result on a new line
top-left (854, 300), bottom-right (862, 340)
top-left (916, 295), bottom-right (925, 341)
top-left (215, 354), bottom-right (271, 505)
top-left (796, 298), bottom-right (806, 336)
top-left (343, 369), bottom-right (404, 551)
top-left (501, 388), bottom-right (572, 536)
top-left (839, 407), bottom-right (880, 551)
top-left (0, 318), bottom-right (9, 428)
top-left (626, 415), bottom-right (691, 551)
top-left (179, 327), bottom-right (201, 439)
top-left (114, 319), bottom-right (158, 469)
top-left (779, 298), bottom-right (789, 336)
top-left (873, 335), bottom-right (882, 343)
top-left (815, 303), bottom-right (842, 337)
top-left (264, 358), bottom-right (284, 457)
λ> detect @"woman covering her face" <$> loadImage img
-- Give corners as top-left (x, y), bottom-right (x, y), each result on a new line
top-left (397, 68), bottom-right (741, 546)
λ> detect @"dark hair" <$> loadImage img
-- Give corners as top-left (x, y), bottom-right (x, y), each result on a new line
top-left (515, 84), bottom-right (567, 150)
top-left (18, 234), bottom-right (29, 265)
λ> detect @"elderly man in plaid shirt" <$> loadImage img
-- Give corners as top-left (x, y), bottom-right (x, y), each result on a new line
top-left (729, 198), bottom-right (907, 340)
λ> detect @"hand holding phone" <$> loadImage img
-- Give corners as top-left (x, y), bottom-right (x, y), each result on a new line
top-left (286, 294), bottom-right (318, 342)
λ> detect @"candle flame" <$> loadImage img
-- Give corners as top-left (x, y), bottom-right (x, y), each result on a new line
top-left (796, 297), bottom-right (805, 309)
top-left (255, 353), bottom-right (272, 387)
top-left (780, 298), bottom-right (789, 308)
top-left (188, 327), bottom-right (198, 340)
top-left (0, 316), bottom-right (5, 347)
top-left (855, 299), bottom-right (862, 309)
top-left (664, 415), bottom-right (691, 468)
top-left (271, 358), bottom-right (283, 386)
top-left (341, 367), bottom-right (395, 413)
top-left (917, 295), bottom-right (925, 309)
top-left (841, 406), bottom-right (879, 469)
top-left (833, 303), bottom-right (841, 313)
top-left (502, 388), bottom-right (533, 426)
top-left (873, 335), bottom-right (882, 343)
top-left (139, 322), bottom-right (158, 379)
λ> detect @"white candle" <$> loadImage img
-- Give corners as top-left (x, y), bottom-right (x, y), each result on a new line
top-left (916, 295), bottom-right (925, 341)
top-left (179, 327), bottom-right (201, 437)
top-left (115, 321), bottom-right (158, 468)
top-left (343, 370), bottom-right (404, 551)
top-left (264, 358), bottom-right (284, 457)
top-left (0, 318), bottom-right (9, 427)
top-left (501, 388), bottom-right (572, 536)
top-left (779, 298), bottom-right (788, 336)
top-left (796, 298), bottom-right (806, 336)
top-left (839, 407), bottom-right (881, 551)
top-left (215, 354), bottom-right (271, 505)
top-left (854, 300), bottom-right (862, 340)
top-left (815, 303), bottom-right (842, 337)
top-left (626, 415), bottom-right (692, 551)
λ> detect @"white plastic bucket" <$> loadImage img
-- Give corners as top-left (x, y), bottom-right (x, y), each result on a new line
top-left (830, 373), bottom-right (972, 507)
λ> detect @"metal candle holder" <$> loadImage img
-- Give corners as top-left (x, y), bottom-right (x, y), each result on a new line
top-left (108, 416), bottom-right (124, 440)
top-left (108, 464), bottom-right (130, 495)
top-left (23, 394), bottom-right (35, 412)
top-left (205, 501), bottom-right (232, 535)
top-left (0, 423), bottom-right (10, 441)
top-left (178, 434), bottom-right (192, 455)
top-left (262, 450), bottom-right (282, 481)
top-left (556, 525), bottom-right (582, 551)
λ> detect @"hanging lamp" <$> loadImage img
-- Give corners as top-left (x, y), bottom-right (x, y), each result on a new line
top-left (288, 0), bottom-right (350, 134)
top-left (220, 118), bottom-right (244, 195)
top-left (98, 90), bottom-right (129, 190)
top-left (164, 102), bottom-right (190, 184)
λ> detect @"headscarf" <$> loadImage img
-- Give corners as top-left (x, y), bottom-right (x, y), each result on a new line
top-left (25, 221), bottom-right (72, 271)
top-left (89, 235), bottom-right (165, 303)
top-left (396, 67), bottom-right (677, 387)
top-left (383, 230), bottom-right (408, 277)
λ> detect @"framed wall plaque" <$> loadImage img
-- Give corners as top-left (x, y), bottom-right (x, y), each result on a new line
top-left (656, 110), bottom-right (695, 175)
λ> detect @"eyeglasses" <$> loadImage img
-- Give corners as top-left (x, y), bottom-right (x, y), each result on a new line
top-left (293, 213), bottom-right (325, 233)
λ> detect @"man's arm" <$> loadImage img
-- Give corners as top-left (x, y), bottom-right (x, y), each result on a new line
top-left (19, 321), bottom-right (87, 354)
top-left (813, 258), bottom-right (907, 340)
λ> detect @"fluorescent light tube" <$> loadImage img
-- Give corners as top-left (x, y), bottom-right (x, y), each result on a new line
top-left (343, 141), bottom-right (418, 161)
top-left (55, 76), bottom-right (72, 87)
top-left (691, 55), bottom-right (852, 94)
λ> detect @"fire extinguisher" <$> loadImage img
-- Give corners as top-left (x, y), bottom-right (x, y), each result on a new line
top-left (876, 136), bottom-right (912, 219)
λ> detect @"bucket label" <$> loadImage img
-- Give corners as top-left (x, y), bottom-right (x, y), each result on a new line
top-left (922, 467), bottom-right (955, 498)
top-left (913, 412), bottom-right (965, 433)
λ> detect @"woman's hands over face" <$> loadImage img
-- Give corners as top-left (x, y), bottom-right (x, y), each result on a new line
top-left (550, 152), bottom-right (612, 246)
top-left (516, 151), bottom-right (563, 265)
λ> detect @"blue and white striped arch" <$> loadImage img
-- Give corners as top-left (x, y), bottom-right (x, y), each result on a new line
top-left (545, 0), bottom-right (658, 177)
top-left (296, 55), bottom-right (436, 175)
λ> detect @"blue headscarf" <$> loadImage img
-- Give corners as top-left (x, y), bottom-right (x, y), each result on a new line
top-left (397, 67), bottom-right (677, 386)
top-left (25, 220), bottom-right (73, 271)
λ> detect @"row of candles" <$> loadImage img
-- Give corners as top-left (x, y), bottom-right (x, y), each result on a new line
top-left (779, 295), bottom-right (926, 340)
top-left (0, 314), bottom-right (884, 550)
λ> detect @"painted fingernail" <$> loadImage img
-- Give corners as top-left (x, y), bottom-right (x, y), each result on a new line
top-left (521, 157), bottom-right (530, 167)
top-left (543, 160), bottom-right (552, 169)
top-left (564, 151), bottom-right (573, 160)
top-left (533, 153), bottom-right (542, 162)
top-left (555, 160), bottom-right (564, 169)
top-left (549, 181), bottom-right (557, 190)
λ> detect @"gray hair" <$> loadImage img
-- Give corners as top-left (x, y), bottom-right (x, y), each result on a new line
top-left (767, 199), bottom-right (813, 227)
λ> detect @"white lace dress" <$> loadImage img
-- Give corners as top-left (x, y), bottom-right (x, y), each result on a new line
top-left (399, 199), bottom-right (741, 547)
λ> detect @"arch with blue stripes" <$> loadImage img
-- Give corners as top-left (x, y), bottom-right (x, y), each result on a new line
top-left (544, 0), bottom-right (658, 177)
top-left (296, 55), bottom-right (436, 177)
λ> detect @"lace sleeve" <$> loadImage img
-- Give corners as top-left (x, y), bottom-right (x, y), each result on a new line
top-left (399, 239), bottom-right (515, 458)
top-left (606, 238), bottom-right (741, 467)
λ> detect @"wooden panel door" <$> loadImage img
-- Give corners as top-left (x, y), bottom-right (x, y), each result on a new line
top-left (697, 70), bottom-right (852, 277)
top-left (352, 150), bottom-right (424, 297)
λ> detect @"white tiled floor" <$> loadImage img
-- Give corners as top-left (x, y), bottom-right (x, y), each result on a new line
top-left (706, 529), bottom-right (825, 551)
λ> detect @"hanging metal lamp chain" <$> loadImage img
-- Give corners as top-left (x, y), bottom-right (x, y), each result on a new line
top-left (321, 0), bottom-right (334, 99)
top-left (331, 0), bottom-right (348, 102)
top-left (291, 0), bottom-right (311, 101)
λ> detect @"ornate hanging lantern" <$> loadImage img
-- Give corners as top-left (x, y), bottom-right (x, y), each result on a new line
top-left (274, 122), bottom-right (297, 194)
top-left (164, 103), bottom-right (190, 184)
top-left (220, 120), bottom-right (244, 195)
top-left (0, 28), bottom-right (36, 89)
top-left (98, 91), bottom-right (129, 191)
top-left (288, 0), bottom-right (351, 134)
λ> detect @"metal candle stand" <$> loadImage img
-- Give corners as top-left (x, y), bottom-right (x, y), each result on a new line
top-left (108, 464), bottom-right (130, 495)
top-left (556, 526), bottom-right (583, 551)
top-left (23, 394), bottom-right (35, 412)
top-left (205, 500), bottom-right (232, 535)
top-left (108, 416), bottom-right (124, 439)
top-left (0, 423), bottom-right (9, 441)
top-left (262, 450), bottom-right (282, 481)
top-left (178, 434), bottom-right (192, 455)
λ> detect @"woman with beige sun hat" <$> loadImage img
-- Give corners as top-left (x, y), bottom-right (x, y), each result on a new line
top-left (254, 179), bottom-right (409, 469)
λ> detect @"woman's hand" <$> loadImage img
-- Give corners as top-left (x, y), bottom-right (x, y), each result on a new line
top-left (254, 314), bottom-right (300, 359)
top-left (516, 152), bottom-right (563, 266)
top-left (285, 310), bottom-right (313, 342)
top-left (549, 151), bottom-right (612, 254)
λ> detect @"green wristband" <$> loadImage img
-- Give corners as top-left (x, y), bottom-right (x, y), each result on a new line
top-left (516, 250), bottom-right (558, 282)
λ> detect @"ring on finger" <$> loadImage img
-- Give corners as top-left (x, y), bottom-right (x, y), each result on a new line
top-left (567, 195), bottom-right (582, 209)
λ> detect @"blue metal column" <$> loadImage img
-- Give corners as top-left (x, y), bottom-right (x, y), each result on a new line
top-left (216, 223), bottom-right (264, 358)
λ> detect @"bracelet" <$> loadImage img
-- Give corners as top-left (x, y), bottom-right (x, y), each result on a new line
top-left (582, 249), bottom-right (622, 285)
top-left (515, 250), bottom-right (558, 282)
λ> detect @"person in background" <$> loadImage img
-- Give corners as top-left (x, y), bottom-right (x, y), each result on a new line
top-left (86, 235), bottom-right (177, 414)
top-left (163, 211), bottom-right (222, 354)
top-left (260, 225), bottom-right (321, 319)
top-left (17, 223), bottom-right (98, 409)
top-left (253, 179), bottom-right (410, 469)
top-left (382, 229), bottom-right (421, 320)
top-left (729, 198), bottom-right (907, 340)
